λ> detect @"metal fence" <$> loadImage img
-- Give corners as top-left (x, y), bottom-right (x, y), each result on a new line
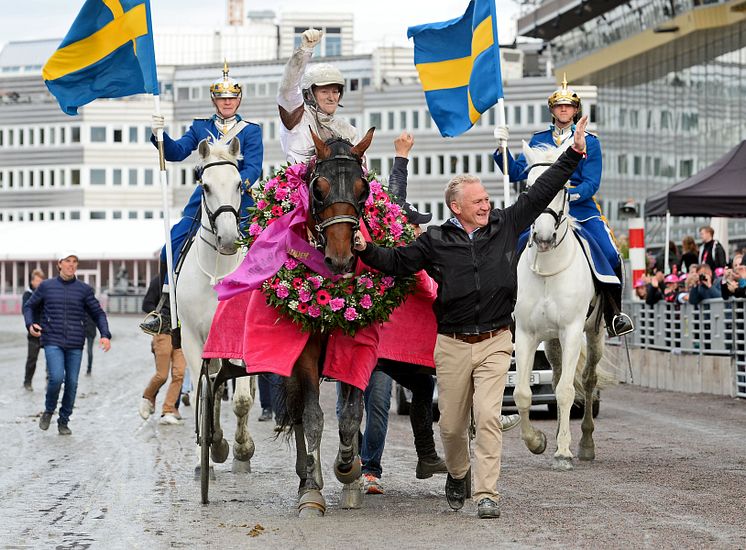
top-left (626, 299), bottom-right (746, 398)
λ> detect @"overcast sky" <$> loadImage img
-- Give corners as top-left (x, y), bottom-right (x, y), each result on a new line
top-left (0, 0), bottom-right (520, 52)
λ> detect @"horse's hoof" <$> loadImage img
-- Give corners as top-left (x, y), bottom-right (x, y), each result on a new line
top-left (552, 456), bottom-right (574, 471)
top-left (527, 431), bottom-right (547, 455)
top-left (334, 456), bottom-right (362, 484)
top-left (231, 458), bottom-right (252, 473)
top-left (578, 447), bottom-right (595, 461)
top-left (298, 490), bottom-right (326, 517)
top-left (233, 441), bottom-right (255, 463)
top-left (340, 478), bottom-right (363, 509)
top-left (211, 438), bottom-right (230, 464)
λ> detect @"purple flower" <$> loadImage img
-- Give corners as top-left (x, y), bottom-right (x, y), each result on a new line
top-left (308, 304), bottom-right (321, 318)
top-left (358, 277), bottom-right (374, 289)
top-left (382, 276), bottom-right (395, 288)
top-left (256, 199), bottom-right (268, 210)
top-left (329, 297), bottom-right (346, 312)
top-left (249, 223), bottom-right (263, 236)
top-left (307, 276), bottom-right (322, 289)
top-left (369, 180), bottom-right (382, 194)
top-left (275, 187), bottom-right (289, 201)
top-left (360, 294), bottom-right (373, 309)
top-left (276, 285), bottom-right (290, 299)
top-left (298, 289), bottom-right (312, 302)
top-left (344, 307), bottom-right (358, 321)
top-left (284, 258), bottom-right (299, 270)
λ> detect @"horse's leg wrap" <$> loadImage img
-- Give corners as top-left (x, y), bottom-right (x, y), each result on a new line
top-left (335, 383), bottom-right (364, 484)
top-left (232, 376), bottom-right (256, 466)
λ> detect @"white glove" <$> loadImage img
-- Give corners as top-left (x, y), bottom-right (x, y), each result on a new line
top-left (494, 125), bottom-right (509, 145)
top-left (301, 28), bottom-right (323, 51)
top-left (151, 113), bottom-right (165, 135)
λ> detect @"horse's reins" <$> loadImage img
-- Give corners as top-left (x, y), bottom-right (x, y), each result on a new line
top-left (525, 162), bottom-right (575, 276)
top-left (194, 159), bottom-right (243, 284)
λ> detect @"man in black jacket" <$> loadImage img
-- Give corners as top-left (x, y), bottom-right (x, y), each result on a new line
top-left (22, 269), bottom-right (45, 391)
top-left (354, 116), bottom-right (590, 519)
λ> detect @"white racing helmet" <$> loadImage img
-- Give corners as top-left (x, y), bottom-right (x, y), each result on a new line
top-left (210, 60), bottom-right (242, 99)
top-left (301, 63), bottom-right (345, 106)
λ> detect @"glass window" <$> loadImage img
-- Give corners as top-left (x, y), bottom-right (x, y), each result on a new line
top-left (679, 159), bottom-right (693, 178)
top-left (387, 112), bottom-right (395, 131)
top-left (129, 126), bottom-right (138, 143)
top-left (50, 127), bottom-right (56, 144)
top-left (71, 211), bottom-right (81, 220)
top-left (488, 108), bottom-right (495, 126)
top-left (144, 211), bottom-right (154, 219)
top-left (412, 111), bottom-right (419, 129)
top-left (90, 126), bottom-right (106, 142)
top-left (412, 157), bottom-right (419, 175)
top-left (144, 169), bottom-right (154, 185)
top-left (438, 155), bottom-right (445, 174)
top-left (50, 170), bottom-right (55, 187)
top-left (527, 105), bottom-right (535, 125)
top-left (450, 155), bottom-right (458, 174)
top-left (8, 129), bottom-right (14, 146)
top-left (325, 35), bottom-right (341, 57)
top-left (113, 129), bottom-right (123, 143)
top-left (19, 130), bottom-right (24, 146)
top-left (437, 202), bottom-right (445, 220)
top-left (90, 211), bottom-right (106, 220)
top-left (369, 158), bottom-right (382, 174)
top-left (113, 169), bottom-right (122, 186)
top-left (71, 169), bottom-right (81, 186)
top-left (369, 112), bottom-right (382, 128)
top-left (71, 126), bottom-right (81, 143)
top-left (0, 129), bottom-right (3, 146)
top-left (39, 128), bottom-right (45, 144)
top-left (349, 79), bottom-right (359, 91)
top-left (129, 169), bottom-right (138, 186)
top-left (513, 105), bottom-right (522, 125)
top-left (90, 169), bottom-right (106, 185)
top-left (425, 111), bottom-right (432, 129)
top-left (28, 129), bottom-right (34, 145)
top-left (633, 156), bottom-right (642, 176)
top-left (400, 111), bottom-right (407, 129)
top-left (113, 211), bottom-right (122, 219)
top-left (128, 211), bottom-right (138, 219)
top-left (143, 127), bottom-right (152, 141)
top-left (475, 155), bottom-right (482, 173)
top-left (425, 157), bottom-right (432, 175)
top-left (462, 155), bottom-right (469, 173)
top-left (540, 107), bottom-right (551, 123)
top-left (177, 87), bottom-right (189, 100)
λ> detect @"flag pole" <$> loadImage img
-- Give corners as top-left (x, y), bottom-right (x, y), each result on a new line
top-left (496, 97), bottom-right (510, 207)
top-left (153, 94), bottom-right (180, 347)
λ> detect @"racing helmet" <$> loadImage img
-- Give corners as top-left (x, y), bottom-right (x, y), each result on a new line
top-left (210, 60), bottom-right (242, 99)
top-left (301, 63), bottom-right (345, 105)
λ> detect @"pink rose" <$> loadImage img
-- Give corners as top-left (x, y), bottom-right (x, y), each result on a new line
top-left (329, 297), bottom-right (346, 312)
top-left (360, 294), bottom-right (373, 309)
top-left (308, 304), bottom-right (321, 318)
top-left (284, 258), bottom-right (299, 270)
top-left (382, 276), bottom-right (395, 288)
top-left (369, 180), bottom-right (382, 194)
top-left (276, 285), bottom-right (289, 299)
top-left (307, 276), bottom-right (322, 289)
top-left (249, 223), bottom-right (263, 236)
top-left (256, 199), bottom-right (268, 210)
top-left (343, 307), bottom-right (358, 321)
top-left (275, 187), bottom-right (289, 201)
top-left (298, 289), bottom-right (312, 302)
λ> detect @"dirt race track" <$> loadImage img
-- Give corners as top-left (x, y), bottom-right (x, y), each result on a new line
top-left (1, 315), bottom-right (745, 549)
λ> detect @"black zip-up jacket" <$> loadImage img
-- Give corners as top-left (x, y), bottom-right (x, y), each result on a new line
top-left (359, 147), bottom-right (584, 334)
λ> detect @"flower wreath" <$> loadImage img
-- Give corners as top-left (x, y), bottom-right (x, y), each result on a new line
top-left (242, 163), bottom-right (416, 335)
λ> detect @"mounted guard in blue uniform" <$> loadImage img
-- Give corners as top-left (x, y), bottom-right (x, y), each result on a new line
top-left (493, 77), bottom-right (633, 338)
top-left (140, 62), bottom-right (264, 335)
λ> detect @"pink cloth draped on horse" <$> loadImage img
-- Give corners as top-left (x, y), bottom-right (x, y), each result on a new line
top-left (377, 270), bottom-right (438, 369)
top-left (202, 175), bottom-right (380, 390)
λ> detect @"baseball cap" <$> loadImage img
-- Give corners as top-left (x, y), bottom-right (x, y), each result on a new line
top-left (633, 278), bottom-right (646, 288)
top-left (664, 274), bottom-right (678, 284)
top-left (58, 250), bottom-right (80, 262)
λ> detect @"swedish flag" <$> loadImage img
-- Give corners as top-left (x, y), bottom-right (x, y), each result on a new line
top-left (407, 0), bottom-right (503, 137)
top-left (43, 0), bottom-right (158, 116)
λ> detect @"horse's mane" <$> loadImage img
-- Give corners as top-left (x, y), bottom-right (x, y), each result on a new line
top-left (527, 143), bottom-right (565, 164)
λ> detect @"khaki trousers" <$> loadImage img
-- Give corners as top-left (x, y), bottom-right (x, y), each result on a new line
top-left (434, 329), bottom-right (512, 503)
top-left (143, 334), bottom-right (186, 415)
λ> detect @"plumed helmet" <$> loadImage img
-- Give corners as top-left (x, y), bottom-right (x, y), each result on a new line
top-left (210, 60), bottom-right (242, 99)
top-left (548, 74), bottom-right (581, 109)
top-left (301, 63), bottom-right (345, 96)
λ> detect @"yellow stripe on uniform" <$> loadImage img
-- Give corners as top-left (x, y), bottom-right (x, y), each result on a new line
top-left (417, 56), bottom-right (471, 92)
top-left (42, 3), bottom-right (147, 81)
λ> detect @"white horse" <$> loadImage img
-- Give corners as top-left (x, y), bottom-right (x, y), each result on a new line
top-left (513, 140), bottom-right (605, 471)
top-left (175, 138), bottom-right (256, 474)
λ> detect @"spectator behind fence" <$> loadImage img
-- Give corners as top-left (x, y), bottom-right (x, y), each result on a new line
top-left (730, 252), bottom-right (743, 269)
top-left (698, 226), bottom-right (727, 271)
top-left (721, 265), bottom-right (746, 300)
top-left (687, 264), bottom-right (722, 306)
top-left (645, 272), bottom-right (666, 305)
top-left (23, 252), bottom-right (111, 435)
top-left (22, 268), bottom-right (46, 391)
top-left (84, 314), bottom-right (97, 376)
top-left (679, 236), bottom-right (699, 274)
top-left (633, 278), bottom-right (648, 301)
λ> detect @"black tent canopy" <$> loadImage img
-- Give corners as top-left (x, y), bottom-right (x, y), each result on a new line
top-left (644, 140), bottom-right (746, 217)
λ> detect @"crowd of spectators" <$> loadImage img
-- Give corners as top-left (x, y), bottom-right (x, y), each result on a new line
top-left (635, 226), bottom-right (745, 307)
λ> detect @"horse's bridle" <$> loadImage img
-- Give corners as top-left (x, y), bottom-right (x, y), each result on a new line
top-left (308, 142), bottom-right (370, 249)
top-left (195, 160), bottom-right (241, 254)
top-left (526, 162), bottom-right (570, 249)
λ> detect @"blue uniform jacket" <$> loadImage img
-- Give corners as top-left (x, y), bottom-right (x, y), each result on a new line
top-left (23, 276), bottom-right (111, 350)
top-left (494, 128), bottom-right (603, 222)
top-left (150, 115), bottom-right (264, 263)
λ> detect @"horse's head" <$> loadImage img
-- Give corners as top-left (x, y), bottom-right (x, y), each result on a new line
top-left (523, 140), bottom-right (572, 252)
top-left (308, 127), bottom-right (374, 274)
top-left (195, 139), bottom-right (243, 255)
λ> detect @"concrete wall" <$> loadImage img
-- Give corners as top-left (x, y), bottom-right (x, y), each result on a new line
top-left (605, 344), bottom-right (736, 397)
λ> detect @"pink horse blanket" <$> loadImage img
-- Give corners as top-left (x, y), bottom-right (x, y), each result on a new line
top-left (202, 290), bottom-right (380, 391)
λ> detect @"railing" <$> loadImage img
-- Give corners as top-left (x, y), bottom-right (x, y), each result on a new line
top-left (626, 298), bottom-right (746, 397)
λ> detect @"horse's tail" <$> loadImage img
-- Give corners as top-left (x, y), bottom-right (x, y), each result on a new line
top-left (271, 376), bottom-right (295, 443)
top-left (572, 341), bottom-right (618, 402)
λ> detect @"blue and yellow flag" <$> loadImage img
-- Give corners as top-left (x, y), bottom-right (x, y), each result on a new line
top-left (407, 0), bottom-right (503, 137)
top-left (43, 0), bottom-right (158, 116)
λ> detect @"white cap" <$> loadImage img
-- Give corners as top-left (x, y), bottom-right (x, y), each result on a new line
top-left (58, 250), bottom-right (79, 262)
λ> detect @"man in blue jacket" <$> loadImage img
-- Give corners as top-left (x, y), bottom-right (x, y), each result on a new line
top-left (493, 77), bottom-right (633, 338)
top-left (23, 252), bottom-right (112, 435)
top-left (140, 62), bottom-right (264, 334)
